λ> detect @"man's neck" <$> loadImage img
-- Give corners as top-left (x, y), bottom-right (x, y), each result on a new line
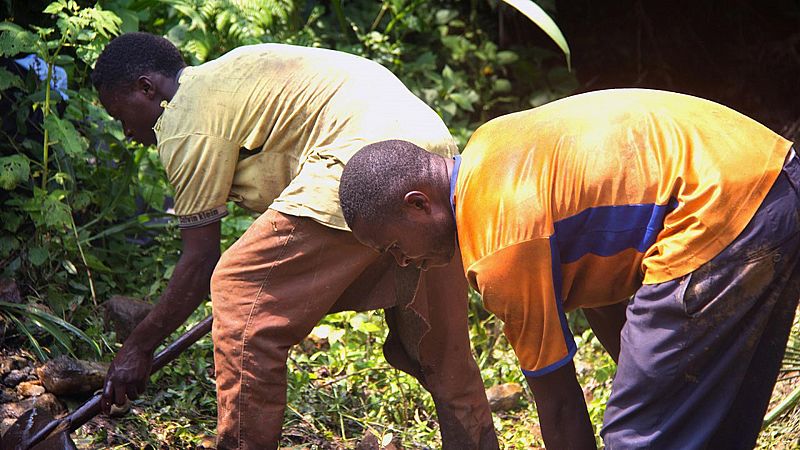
top-left (444, 156), bottom-right (454, 183)
top-left (156, 69), bottom-right (184, 103)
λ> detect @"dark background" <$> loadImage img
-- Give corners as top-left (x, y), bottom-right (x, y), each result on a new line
top-left (501, 0), bottom-right (800, 141)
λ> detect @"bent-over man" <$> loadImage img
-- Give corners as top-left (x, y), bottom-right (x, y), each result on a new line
top-left (92, 32), bottom-right (497, 449)
top-left (339, 88), bottom-right (799, 450)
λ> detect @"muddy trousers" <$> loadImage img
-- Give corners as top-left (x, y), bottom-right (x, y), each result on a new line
top-left (602, 155), bottom-right (800, 449)
top-left (210, 209), bottom-right (497, 450)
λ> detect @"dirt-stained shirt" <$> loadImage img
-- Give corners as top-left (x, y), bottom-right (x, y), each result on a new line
top-left (452, 89), bottom-right (792, 376)
top-left (153, 44), bottom-right (456, 229)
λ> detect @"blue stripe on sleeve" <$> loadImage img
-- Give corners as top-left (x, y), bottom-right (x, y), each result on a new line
top-left (522, 200), bottom-right (677, 377)
top-left (521, 235), bottom-right (578, 378)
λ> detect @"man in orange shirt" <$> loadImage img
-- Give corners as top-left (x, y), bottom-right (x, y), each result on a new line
top-left (339, 89), bottom-right (800, 449)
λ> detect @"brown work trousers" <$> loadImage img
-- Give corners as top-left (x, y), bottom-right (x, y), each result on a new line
top-left (210, 209), bottom-right (497, 449)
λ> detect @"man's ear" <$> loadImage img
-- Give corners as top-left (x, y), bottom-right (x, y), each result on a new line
top-left (403, 191), bottom-right (432, 214)
top-left (136, 75), bottom-right (155, 98)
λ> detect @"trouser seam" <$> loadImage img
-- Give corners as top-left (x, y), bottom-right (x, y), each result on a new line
top-left (236, 224), bottom-right (296, 449)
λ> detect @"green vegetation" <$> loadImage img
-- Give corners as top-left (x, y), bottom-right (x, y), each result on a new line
top-left (1, 1), bottom-right (797, 448)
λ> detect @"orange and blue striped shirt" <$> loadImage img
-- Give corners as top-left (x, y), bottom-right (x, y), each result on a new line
top-left (452, 89), bottom-right (792, 376)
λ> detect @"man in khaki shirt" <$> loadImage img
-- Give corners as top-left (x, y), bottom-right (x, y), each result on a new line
top-left (92, 32), bottom-right (497, 449)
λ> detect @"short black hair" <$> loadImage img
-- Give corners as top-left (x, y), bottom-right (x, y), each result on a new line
top-left (91, 32), bottom-right (186, 92)
top-left (340, 140), bottom-right (438, 228)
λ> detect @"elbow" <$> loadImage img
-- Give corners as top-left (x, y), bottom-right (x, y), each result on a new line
top-left (181, 246), bottom-right (221, 278)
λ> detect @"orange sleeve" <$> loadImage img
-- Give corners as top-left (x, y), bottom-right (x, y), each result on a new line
top-left (467, 238), bottom-right (576, 376)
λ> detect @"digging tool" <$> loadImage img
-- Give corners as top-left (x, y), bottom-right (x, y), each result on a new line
top-left (1, 315), bottom-right (213, 450)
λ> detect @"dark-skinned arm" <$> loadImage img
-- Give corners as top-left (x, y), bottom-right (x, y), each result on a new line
top-left (101, 220), bottom-right (221, 413)
top-left (416, 249), bottom-right (499, 448)
top-left (582, 301), bottom-right (628, 363)
top-left (526, 361), bottom-right (596, 450)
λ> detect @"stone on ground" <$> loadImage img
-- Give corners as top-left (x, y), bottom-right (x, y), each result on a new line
top-left (486, 382), bottom-right (525, 412)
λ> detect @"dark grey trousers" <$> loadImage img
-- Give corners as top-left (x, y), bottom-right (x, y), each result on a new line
top-left (602, 152), bottom-right (800, 450)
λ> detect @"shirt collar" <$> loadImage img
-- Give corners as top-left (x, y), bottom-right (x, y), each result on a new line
top-left (449, 155), bottom-right (461, 216)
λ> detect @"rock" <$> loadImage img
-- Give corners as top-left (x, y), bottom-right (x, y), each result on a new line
top-left (196, 434), bottom-right (216, 448)
top-left (0, 278), bottom-right (22, 303)
top-left (103, 295), bottom-right (154, 342)
top-left (355, 431), bottom-right (402, 450)
top-left (0, 399), bottom-right (29, 420)
top-left (0, 393), bottom-right (65, 421)
top-left (35, 356), bottom-right (109, 396)
top-left (384, 437), bottom-right (403, 450)
top-left (0, 355), bottom-right (27, 377)
top-left (4, 369), bottom-right (28, 387)
top-left (1, 417), bottom-right (16, 436)
top-left (0, 387), bottom-right (18, 403)
top-left (356, 431), bottom-right (381, 450)
top-left (31, 393), bottom-right (65, 416)
top-left (37, 393), bottom-right (63, 416)
top-left (486, 382), bottom-right (525, 412)
top-left (17, 380), bottom-right (45, 397)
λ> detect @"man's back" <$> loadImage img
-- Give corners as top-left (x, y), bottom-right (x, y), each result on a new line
top-left (155, 43), bottom-right (456, 229)
top-left (455, 88), bottom-right (792, 374)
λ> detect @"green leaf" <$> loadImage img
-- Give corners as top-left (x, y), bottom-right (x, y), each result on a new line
top-left (449, 92), bottom-right (475, 112)
top-left (62, 259), bottom-right (78, 275)
top-left (43, 1), bottom-right (67, 15)
top-left (0, 66), bottom-right (22, 91)
top-left (0, 211), bottom-right (23, 232)
top-left (4, 313), bottom-right (47, 360)
top-left (0, 301), bottom-right (101, 357)
top-left (0, 235), bottom-right (19, 258)
top-left (45, 115), bottom-right (87, 156)
top-left (85, 7), bottom-right (122, 38)
top-left (499, 0), bottom-right (571, 70)
top-left (328, 328), bottom-right (345, 345)
top-left (116, 8), bottom-right (140, 34)
top-left (29, 315), bottom-right (74, 353)
top-left (359, 322), bottom-right (381, 333)
top-left (440, 101), bottom-right (457, 118)
top-left (28, 246), bottom-right (49, 266)
top-left (83, 252), bottom-right (112, 273)
top-left (495, 50), bottom-right (519, 65)
top-left (36, 190), bottom-right (72, 229)
top-left (492, 78), bottom-right (512, 93)
top-left (0, 155), bottom-right (31, 190)
top-left (0, 28), bottom-right (38, 57)
top-left (434, 9), bottom-right (458, 25)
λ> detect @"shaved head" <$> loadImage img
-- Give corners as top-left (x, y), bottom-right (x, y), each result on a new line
top-left (340, 140), bottom-right (457, 270)
top-left (339, 140), bottom-right (440, 228)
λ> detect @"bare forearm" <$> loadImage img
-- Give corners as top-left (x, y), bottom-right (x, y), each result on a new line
top-left (417, 251), bottom-right (499, 448)
top-left (535, 386), bottom-right (595, 449)
top-left (123, 250), bottom-right (219, 353)
top-left (526, 363), bottom-right (596, 450)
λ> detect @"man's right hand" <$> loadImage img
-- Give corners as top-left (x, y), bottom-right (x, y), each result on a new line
top-left (101, 344), bottom-right (154, 414)
top-left (98, 221), bottom-right (221, 415)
